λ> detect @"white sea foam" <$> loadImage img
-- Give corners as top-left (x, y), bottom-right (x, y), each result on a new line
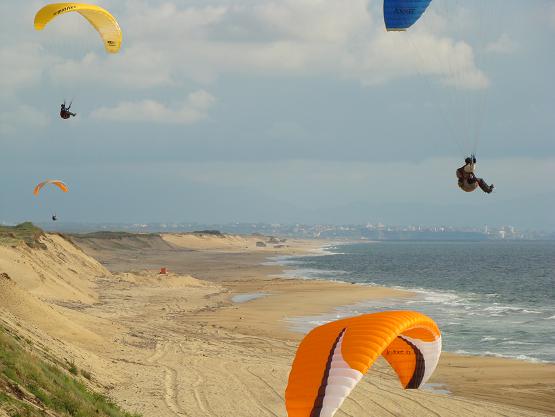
top-left (502, 340), bottom-right (535, 346)
top-left (483, 352), bottom-right (549, 363)
top-left (308, 245), bottom-right (344, 256)
top-left (484, 305), bottom-right (543, 315)
top-left (481, 336), bottom-right (497, 342)
top-left (454, 350), bottom-right (550, 363)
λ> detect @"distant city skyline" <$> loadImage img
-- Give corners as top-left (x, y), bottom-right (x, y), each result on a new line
top-left (11, 220), bottom-right (551, 241)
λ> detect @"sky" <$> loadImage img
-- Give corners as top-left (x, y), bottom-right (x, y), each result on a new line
top-left (1, 0), bottom-right (554, 229)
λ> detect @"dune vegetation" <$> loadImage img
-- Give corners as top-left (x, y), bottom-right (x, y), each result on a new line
top-left (0, 325), bottom-right (140, 417)
top-left (0, 223), bottom-right (45, 249)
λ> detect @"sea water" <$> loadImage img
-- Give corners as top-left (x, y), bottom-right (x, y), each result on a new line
top-left (277, 241), bottom-right (555, 363)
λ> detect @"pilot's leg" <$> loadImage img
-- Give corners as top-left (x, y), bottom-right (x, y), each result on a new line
top-left (477, 178), bottom-right (493, 193)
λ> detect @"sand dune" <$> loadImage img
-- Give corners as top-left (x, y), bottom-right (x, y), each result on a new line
top-left (0, 273), bottom-right (101, 346)
top-left (72, 232), bottom-right (177, 253)
top-left (161, 232), bottom-right (305, 253)
top-left (0, 234), bottom-right (107, 303)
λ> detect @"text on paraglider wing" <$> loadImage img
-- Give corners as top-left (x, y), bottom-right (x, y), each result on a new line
top-left (386, 349), bottom-right (414, 355)
top-left (54, 6), bottom-right (77, 16)
top-left (395, 8), bottom-right (417, 15)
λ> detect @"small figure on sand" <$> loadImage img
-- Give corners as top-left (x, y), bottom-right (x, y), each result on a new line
top-left (60, 101), bottom-right (76, 119)
top-left (456, 155), bottom-right (494, 194)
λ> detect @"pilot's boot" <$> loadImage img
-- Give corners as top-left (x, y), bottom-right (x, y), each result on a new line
top-left (478, 179), bottom-right (494, 193)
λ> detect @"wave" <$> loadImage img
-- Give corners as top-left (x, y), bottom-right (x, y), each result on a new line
top-left (308, 245), bottom-right (344, 256)
top-left (482, 351), bottom-right (551, 363)
top-left (262, 243), bottom-right (342, 268)
top-left (454, 349), bottom-right (552, 363)
top-left (480, 336), bottom-right (497, 342)
top-left (501, 340), bottom-right (536, 346)
top-left (279, 268), bottom-right (349, 280)
top-left (484, 305), bottom-right (543, 315)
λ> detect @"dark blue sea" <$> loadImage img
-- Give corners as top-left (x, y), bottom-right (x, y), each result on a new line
top-left (274, 241), bottom-right (555, 362)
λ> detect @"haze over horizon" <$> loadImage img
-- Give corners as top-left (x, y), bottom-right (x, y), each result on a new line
top-left (1, 1), bottom-right (554, 230)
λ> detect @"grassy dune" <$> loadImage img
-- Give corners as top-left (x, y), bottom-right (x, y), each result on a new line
top-left (0, 326), bottom-right (140, 417)
top-left (0, 223), bottom-right (45, 249)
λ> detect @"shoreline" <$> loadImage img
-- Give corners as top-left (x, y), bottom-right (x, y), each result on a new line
top-left (269, 240), bottom-right (555, 365)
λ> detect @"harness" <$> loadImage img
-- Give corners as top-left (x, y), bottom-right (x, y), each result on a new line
top-left (456, 165), bottom-right (478, 192)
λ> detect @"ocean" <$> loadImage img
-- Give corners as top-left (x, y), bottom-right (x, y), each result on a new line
top-left (275, 241), bottom-right (555, 363)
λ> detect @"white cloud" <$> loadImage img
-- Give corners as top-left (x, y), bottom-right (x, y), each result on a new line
top-left (49, 48), bottom-right (175, 89)
top-left (486, 34), bottom-right (518, 54)
top-left (91, 90), bottom-right (216, 124)
top-left (0, 44), bottom-right (49, 93)
top-left (343, 31), bottom-right (488, 89)
top-left (0, 105), bottom-right (50, 135)
top-left (24, 0), bottom-right (489, 90)
top-left (251, 0), bottom-right (370, 43)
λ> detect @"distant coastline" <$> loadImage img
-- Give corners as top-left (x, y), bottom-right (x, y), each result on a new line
top-left (11, 221), bottom-right (553, 241)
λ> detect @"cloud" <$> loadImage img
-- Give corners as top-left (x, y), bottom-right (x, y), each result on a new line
top-left (0, 105), bottom-right (50, 135)
top-left (27, 0), bottom-right (489, 90)
top-left (91, 90), bottom-right (216, 124)
top-left (0, 44), bottom-right (49, 94)
top-left (342, 31), bottom-right (489, 89)
top-left (49, 48), bottom-right (176, 89)
top-left (486, 34), bottom-right (518, 54)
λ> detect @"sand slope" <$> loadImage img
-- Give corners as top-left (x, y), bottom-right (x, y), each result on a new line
top-left (161, 233), bottom-right (309, 253)
top-left (0, 234), bottom-right (108, 303)
top-left (0, 274), bottom-right (101, 346)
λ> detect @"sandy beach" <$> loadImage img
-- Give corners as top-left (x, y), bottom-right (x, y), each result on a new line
top-left (1, 232), bottom-right (554, 416)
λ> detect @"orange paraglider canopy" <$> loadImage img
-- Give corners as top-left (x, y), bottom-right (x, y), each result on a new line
top-left (286, 311), bottom-right (442, 417)
top-left (33, 180), bottom-right (69, 196)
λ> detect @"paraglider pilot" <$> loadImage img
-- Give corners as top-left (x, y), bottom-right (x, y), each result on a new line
top-left (60, 101), bottom-right (76, 119)
top-left (456, 155), bottom-right (494, 194)
top-left (51, 214), bottom-right (57, 221)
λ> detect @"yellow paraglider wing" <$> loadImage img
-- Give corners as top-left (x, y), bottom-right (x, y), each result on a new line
top-left (285, 311), bottom-right (442, 417)
top-left (34, 3), bottom-right (122, 53)
top-left (34, 180), bottom-right (69, 196)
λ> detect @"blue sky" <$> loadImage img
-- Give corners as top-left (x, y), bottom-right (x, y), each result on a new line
top-left (1, 0), bottom-right (554, 229)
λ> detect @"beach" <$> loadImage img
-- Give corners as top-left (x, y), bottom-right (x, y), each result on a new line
top-left (1, 232), bottom-right (554, 416)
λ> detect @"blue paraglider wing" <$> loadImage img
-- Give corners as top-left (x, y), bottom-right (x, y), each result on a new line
top-left (384, 0), bottom-right (432, 31)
